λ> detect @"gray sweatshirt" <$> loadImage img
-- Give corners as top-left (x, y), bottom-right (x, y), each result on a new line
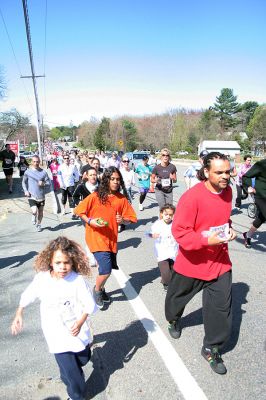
top-left (22, 168), bottom-right (51, 201)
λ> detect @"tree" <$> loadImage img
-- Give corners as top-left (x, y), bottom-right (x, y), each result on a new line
top-left (93, 117), bottom-right (110, 151)
top-left (247, 105), bottom-right (266, 154)
top-left (122, 119), bottom-right (137, 151)
top-left (213, 88), bottom-right (239, 131)
top-left (238, 101), bottom-right (259, 129)
top-left (169, 112), bottom-right (188, 152)
top-left (0, 108), bottom-right (30, 143)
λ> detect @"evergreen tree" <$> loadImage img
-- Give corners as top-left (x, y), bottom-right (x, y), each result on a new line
top-left (213, 88), bottom-right (239, 131)
top-left (122, 119), bottom-right (137, 151)
top-left (93, 117), bottom-right (110, 151)
top-left (247, 105), bottom-right (266, 154)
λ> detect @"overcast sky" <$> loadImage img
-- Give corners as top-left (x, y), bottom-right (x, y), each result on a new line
top-left (1, 0), bottom-right (266, 127)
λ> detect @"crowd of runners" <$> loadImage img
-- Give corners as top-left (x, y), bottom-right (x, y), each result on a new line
top-left (1, 144), bottom-right (265, 400)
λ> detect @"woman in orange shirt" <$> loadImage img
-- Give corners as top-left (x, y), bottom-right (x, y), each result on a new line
top-left (75, 167), bottom-right (137, 309)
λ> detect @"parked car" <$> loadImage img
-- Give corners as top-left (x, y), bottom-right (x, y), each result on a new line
top-left (124, 151), bottom-right (150, 170)
top-left (21, 151), bottom-right (35, 159)
top-left (176, 151), bottom-right (189, 156)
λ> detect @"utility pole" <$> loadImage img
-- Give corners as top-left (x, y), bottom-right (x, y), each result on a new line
top-left (21, 0), bottom-right (44, 162)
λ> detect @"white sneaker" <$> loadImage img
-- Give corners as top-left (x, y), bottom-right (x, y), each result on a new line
top-left (37, 224), bottom-right (42, 232)
top-left (139, 203), bottom-right (144, 211)
top-left (32, 214), bottom-right (37, 225)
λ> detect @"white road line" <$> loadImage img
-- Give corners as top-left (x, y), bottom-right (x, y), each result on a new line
top-left (113, 268), bottom-right (208, 400)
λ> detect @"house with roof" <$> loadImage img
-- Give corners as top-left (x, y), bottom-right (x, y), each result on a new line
top-left (198, 140), bottom-right (241, 157)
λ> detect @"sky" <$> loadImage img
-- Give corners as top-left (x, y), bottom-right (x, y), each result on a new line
top-left (1, 0), bottom-right (266, 128)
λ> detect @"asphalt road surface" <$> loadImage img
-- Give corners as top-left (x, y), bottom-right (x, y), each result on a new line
top-left (0, 164), bottom-right (265, 400)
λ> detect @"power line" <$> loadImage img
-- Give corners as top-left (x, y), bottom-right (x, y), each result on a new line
top-left (0, 5), bottom-right (34, 113)
top-left (43, 0), bottom-right (48, 117)
top-left (21, 0), bottom-right (44, 161)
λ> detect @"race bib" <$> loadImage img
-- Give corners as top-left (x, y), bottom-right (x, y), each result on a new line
top-left (141, 174), bottom-right (149, 180)
top-left (161, 178), bottom-right (171, 187)
top-left (20, 166), bottom-right (27, 171)
top-left (5, 159), bottom-right (12, 164)
top-left (202, 223), bottom-right (230, 240)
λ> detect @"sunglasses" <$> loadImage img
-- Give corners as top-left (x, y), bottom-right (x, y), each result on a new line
top-left (64, 157), bottom-right (69, 160)
top-left (162, 154), bottom-right (170, 157)
top-left (88, 157), bottom-right (94, 159)
top-left (123, 160), bottom-right (129, 163)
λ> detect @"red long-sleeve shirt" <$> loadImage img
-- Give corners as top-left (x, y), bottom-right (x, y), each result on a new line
top-left (172, 182), bottom-right (232, 280)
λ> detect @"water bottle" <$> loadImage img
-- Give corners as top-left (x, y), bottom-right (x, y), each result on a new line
top-left (61, 301), bottom-right (76, 330)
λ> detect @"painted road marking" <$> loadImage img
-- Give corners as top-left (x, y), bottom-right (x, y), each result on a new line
top-left (113, 269), bottom-right (208, 400)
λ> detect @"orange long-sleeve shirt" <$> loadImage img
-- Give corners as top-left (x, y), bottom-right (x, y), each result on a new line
top-left (74, 191), bottom-right (137, 253)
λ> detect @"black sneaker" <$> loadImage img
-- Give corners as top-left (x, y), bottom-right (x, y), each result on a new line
top-left (201, 346), bottom-right (227, 375)
top-left (168, 319), bottom-right (182, 339)
top-left (243, 232), bottom-right (251, 248)
top-left (101, 288), bottom-right (111, 303)
top-left (93, 287), bottom-right (104, 309)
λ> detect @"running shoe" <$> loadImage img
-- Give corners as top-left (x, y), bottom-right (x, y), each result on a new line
top-left (201, 346), bottom-right (227, 375)
top-left (139, 203), bottom-right (144, 211)
top-left (243, 232), bottom-right (251, 248)
top-left (36, 224), bottom-right (42, 232)
top-left (32, 214), bottom-right (37, 225)
top-left (93, 287), bottom-right (104, 309)
top-left (168, 319), bottom-right (182, 339)
top-left (101, 288), bottom-right (111, 303)
top-left (9, 189), bottom-right (12, 194)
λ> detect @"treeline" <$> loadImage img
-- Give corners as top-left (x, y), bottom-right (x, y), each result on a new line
top-left (1, 88), bottom-right (265, 154)
top-left (52, 88), bottom-right (266, 154)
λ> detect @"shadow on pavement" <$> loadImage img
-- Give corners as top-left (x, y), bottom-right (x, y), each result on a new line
top-left (42, 221), bottom-right (82, 232)
top-left (108, 267), bottom-right (160, 301)
top-left (86, 319), bottom-right (151, 399)
top-left (132, 216), bottom-right (157, 229)
top-left (0, 250), bottom-right (38, 270)
top-left (235, 231), bottom-right (266, 251)
top-left (180, 282), bottom-right (249, 354)
top-left (118, 237), bottom-right (142, 250)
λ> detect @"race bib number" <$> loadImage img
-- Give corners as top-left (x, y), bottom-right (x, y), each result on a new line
top-left (5, 159), bottom-right (12, 164)
top-left (161, 178), bottom-right (171, 187)
top-left (205, 223), bottom-right (230, 240)
top-left (20, 166), bottom-right (27, 171)
top-left (141, 174), bottom-right (149, 180)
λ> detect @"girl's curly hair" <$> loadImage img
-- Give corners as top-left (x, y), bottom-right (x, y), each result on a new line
top-left (197, 152), bottom-right (229, 181)
top-left (34, 236), bottom-right (90, 275)
top-left (97, 166), bottom-right (128, 204)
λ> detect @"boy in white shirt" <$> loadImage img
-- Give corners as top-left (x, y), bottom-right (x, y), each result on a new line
top-left (149, 204), bottom-right (178, 291)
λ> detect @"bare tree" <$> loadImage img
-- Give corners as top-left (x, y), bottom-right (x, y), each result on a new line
top-left (0, 109), bottom-right (30, 146)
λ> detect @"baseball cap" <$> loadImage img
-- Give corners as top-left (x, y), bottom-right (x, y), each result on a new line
top-left (81, 164), bottom-right (94, 175)
top-left (142, 155), bottom-right (149, 160)
top-left (199, 150), bottom-right (209, 159)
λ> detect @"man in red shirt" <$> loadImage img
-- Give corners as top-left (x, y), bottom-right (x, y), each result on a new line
top-left (165, 152), bottom-right (236, 375)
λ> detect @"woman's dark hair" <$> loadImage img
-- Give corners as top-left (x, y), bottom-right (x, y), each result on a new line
top-left (197, 152), bottom-right (229, 181)
top-left (97, 166), bottom-right (128, 204)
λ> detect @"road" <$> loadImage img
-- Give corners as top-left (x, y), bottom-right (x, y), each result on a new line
top-left (0, 164), bottom-right (265, 400)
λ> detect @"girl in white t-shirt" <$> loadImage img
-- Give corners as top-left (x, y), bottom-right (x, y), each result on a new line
top-left (149, 204), bottom-right (178, 291)
top-left (11, 236), bottom-right (97, 400)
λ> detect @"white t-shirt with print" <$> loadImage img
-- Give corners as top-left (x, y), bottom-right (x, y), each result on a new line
top-left (150, 219), bottom-right (178, 262)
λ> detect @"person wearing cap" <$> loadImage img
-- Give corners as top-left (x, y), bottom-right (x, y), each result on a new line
top-left (184, 150), bottom-right (208, 190)
top-left (151, 149), bottom-right (177, 210)
top-left (135, 155), bottom-right (153, 211)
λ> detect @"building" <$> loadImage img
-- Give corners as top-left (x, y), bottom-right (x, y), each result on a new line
top-left (198, 140), bottom-right (241, 158)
